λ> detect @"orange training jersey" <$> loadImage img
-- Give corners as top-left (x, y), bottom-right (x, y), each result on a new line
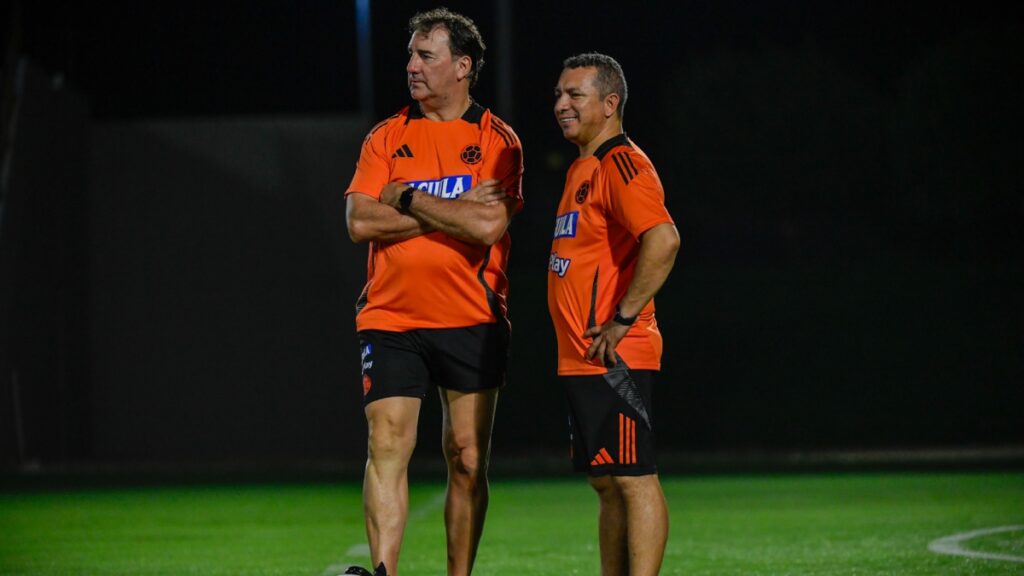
top-left (548, 134), bottom-right (673, 375)
top-left (346, 102), bottom-right (524, 332)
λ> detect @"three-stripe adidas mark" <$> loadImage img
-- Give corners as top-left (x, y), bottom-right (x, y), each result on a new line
top-left (392, 144), bottom-right (414, 158)
top-left (589, 413), bottom-right (638, 467)
top-left (618, 413), bottom-right (636, 465)
top-left (611, 151), bottom-right (639, 185)
top-left (590, 448), bottom-right (614, 467)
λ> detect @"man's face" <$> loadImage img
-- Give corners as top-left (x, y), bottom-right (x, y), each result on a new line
top-left (554, 66), bottom-right (611, 146)
top-left (407, 26), bottom-right (465, 103)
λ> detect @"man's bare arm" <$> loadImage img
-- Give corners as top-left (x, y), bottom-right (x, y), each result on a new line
top-left (346, 183), bottom-right (432, 244)
top-left (614, 223), bottom-right (681, 319)
top-left (381, 179), bottom-right (515, 246)
top-left (585, 222), bottom-right (681, 366)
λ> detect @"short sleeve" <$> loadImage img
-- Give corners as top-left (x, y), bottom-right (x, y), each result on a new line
top-left (345, 121), bottom-right (392, 200)
top-left (603, 151), bottom-right (673, 238)
top-left (483, 116), bottom-right (524, 212)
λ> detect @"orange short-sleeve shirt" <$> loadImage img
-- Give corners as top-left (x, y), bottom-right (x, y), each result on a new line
top-left (548, 134), bottom-right (673, 375)
top-left (346, 102), bottom-right (523, 332)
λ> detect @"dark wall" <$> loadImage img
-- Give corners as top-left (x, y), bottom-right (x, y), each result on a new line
top-left (3, 1), bottom-right (1022, 467)
top-left (498, 2), bottom-right (1024, 453)
top-left (87, 117), bottom-right (369, 462)
top-left (1, 60), bottom-right (92, 467)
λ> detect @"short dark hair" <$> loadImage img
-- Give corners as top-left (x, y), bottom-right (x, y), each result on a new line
top-left (563, 52), bottom-right (628, 117)
top-left (409, 8), bottom-right (486, 87)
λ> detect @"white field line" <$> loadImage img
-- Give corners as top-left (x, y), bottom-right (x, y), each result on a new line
top-left (344, 543), bottom-right (370, 558)
top-left (319, 490), bottom-right (448, 576)
top-left (928, 525), bottom-right (1024, 563)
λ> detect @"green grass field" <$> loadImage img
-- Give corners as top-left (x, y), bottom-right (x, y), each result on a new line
top-left (1, 472), bottom-right (1022, 575)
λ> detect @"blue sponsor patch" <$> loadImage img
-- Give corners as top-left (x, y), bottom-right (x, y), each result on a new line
top-left (549, 252), bottom-right (571, 277)
top-left (553, 211), bottom-right (579, 239)
top-left (361, 343), bottom-right (373, 373)
top-left (406, 175), bottom-right (472, 199)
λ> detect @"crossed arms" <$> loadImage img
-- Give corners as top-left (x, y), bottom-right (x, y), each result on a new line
top-left (346, 179), bottom-right (516, 246)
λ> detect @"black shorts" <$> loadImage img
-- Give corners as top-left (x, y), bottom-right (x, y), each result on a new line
top-left (358, 323), bottom-right (509, 405)
top-left (562, 366), bottom-right (657, 477)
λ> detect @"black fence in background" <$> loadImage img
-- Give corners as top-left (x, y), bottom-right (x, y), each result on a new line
top-left (2, 2), bottom-right (1022, 472)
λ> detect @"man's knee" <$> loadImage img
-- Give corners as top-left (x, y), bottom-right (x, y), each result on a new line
top-left (446, 440), bottom-right (487, 484)
top-left (367, 408), bottom-right (418, 461)
top-left (368, 429), bottom-right (416, 463)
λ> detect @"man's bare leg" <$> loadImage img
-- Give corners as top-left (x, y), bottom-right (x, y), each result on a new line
top-left (619, 474), bottom-right (669, 576)
top-left (589, 475), bottom-right (630, 575)
top-left (363, 396), bottom-right (422, 575)
top-left (439, 388), bottom-right (499, 576)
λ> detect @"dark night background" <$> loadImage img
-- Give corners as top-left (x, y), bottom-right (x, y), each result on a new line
top-left (1, 1), bottom-right (1021, 473)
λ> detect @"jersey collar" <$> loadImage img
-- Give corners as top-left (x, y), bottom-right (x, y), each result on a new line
top-left (592, 132), bottom-right (631, 160)
top-left (406, 100), bottom-right (485, 125)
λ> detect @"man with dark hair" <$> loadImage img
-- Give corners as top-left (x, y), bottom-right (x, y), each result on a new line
top-left (549, 52), bottom-right (679, 576)
top-left (343, 7), bottom-right (523, 576)
top-left (408, 8), bottom-right (486, 87)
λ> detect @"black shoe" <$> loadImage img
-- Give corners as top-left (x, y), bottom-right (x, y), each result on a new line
top-left (343, 563), bottom-right (387, 576)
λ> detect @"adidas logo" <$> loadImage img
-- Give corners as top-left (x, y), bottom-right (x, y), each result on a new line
top-left (392, 144), bottom-right (414, 158)
top-left (618, 413), bottom-right (636, 464)
top-left (590, 448), bottom-right (614, 467)
top-left (589, 414), bottom-right (638, 467)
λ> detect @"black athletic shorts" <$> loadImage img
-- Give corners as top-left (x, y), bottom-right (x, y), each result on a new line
top-left (562, 365), bottom-right (657, 476)
top-left (357, 323), bottom-right (509, 405)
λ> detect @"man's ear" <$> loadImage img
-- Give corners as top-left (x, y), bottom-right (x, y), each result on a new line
top-left (456, 55), bottom-right (473, 82)
top-left (603, 93), bottom-right (621, 119)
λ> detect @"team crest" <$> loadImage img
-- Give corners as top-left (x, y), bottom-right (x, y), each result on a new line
top-left (460, 144), bottom-right (482, 165)
top-left (575, 181), bottom-right (590, 204)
